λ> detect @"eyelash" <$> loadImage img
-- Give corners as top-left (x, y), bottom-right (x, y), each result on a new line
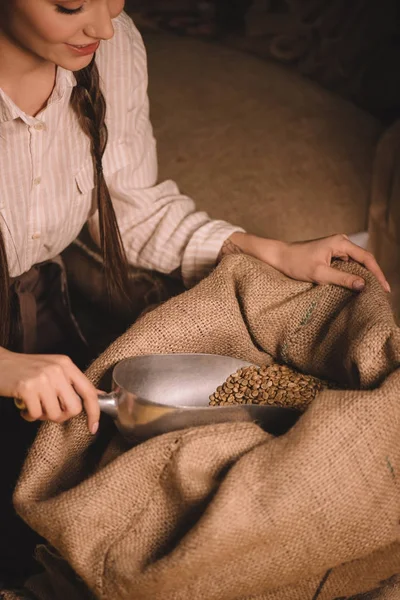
top-left (56, 5), bottom-right (84, 15)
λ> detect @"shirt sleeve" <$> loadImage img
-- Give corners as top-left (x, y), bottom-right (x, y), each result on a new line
top-left (88, 14), bottom-right (244, 288)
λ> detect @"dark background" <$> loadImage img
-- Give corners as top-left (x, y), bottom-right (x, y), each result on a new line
top-left (125, 0), bottom-right (400, 124)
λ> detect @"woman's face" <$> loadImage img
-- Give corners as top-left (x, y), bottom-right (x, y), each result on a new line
top-left (1, 0), bottom-right (125, 71)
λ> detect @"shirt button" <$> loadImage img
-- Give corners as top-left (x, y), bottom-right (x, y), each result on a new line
top-left (31, 232), bottom-right (41, 240)
top-left (33, 177), bottom-right (42, 186)
top-left (34, 122), bottom-right (45, 131)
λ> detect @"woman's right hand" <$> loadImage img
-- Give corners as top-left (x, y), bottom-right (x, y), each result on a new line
top-left (0, 348), bottom-right (100, 434)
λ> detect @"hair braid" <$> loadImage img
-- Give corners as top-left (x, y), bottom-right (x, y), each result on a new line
top-left (71, 56), bottom-right (130, 305)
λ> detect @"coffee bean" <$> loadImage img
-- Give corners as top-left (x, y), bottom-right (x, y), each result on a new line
top-left (209, 363), bottom-right (334, 411)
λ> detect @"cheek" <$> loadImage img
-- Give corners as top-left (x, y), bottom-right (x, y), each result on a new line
top-left (32, 14), bottom-right (79, 44)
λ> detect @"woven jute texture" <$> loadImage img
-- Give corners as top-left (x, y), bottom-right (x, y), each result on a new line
top-left (12, 255), bottom-right (400, 600)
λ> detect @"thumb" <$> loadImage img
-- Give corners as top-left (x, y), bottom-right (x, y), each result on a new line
top-left (315, 265), bottom-right (365, 292)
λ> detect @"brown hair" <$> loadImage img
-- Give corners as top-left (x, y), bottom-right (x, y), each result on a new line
top-left (0, 56), bottom-right (130, 348)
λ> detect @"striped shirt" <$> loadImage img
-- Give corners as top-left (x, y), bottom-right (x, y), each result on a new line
top-left (0, 12), bottom-right (242, 287)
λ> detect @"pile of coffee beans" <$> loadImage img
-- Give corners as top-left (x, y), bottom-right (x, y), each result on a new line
top-left (209, 364), bottom-right (329, 411)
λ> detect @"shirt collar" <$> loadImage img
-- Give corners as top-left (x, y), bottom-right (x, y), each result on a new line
top-left (51, 66), bottom-right (76, 103)
top-left (0, 66), bottom-right (77, 125)
top-left (0, 87), bottom-right (20, 124)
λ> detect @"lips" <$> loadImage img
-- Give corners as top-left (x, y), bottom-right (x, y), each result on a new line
top-left (66, 41), bottom-right (100, 56)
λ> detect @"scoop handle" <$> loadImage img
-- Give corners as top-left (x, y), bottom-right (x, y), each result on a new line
top-left (14, 393), bottom-right (119, 419)
top-left (97, 392), bottom-right (118, 418)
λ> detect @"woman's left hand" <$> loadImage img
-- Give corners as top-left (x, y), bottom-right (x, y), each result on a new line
top-left (221, 232), bottom-right (390, 293)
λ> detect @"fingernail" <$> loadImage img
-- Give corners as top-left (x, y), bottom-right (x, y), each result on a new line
top-left (91, 421), bottom-right (99, 435)
top-left (352, 280), bottom-right (365, 291)
top-left (385, 281), bottom-right (391, 293)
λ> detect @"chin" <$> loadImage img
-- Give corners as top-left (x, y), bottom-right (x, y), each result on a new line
top-left (57, 53), bottom-right (94, 72)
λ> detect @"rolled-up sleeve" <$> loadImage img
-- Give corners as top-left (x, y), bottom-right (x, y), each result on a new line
top-left (89, 14), bottom-right (243, 288)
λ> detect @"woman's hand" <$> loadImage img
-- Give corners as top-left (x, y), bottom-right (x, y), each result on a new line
top-left (221, 232), bottom-right (390, 293)
top-left (0, 349), bottom-right (100, 434)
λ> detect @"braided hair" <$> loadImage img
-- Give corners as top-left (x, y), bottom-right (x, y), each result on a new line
top-left (71, 57), bottom-right (130, 302)
top-left (0, 56), bottom-right (130, 348)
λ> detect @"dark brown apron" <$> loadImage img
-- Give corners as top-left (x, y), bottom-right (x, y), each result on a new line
top-left (0, 258), bottom-right (91, 587)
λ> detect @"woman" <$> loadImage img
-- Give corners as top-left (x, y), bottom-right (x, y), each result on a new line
top-left (0, 0), bottom-right (389, 586)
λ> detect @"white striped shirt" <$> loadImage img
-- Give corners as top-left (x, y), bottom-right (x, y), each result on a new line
top-left (0, 12), bottom-right (242, 287)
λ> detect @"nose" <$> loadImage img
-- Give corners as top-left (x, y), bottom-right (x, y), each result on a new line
top-left (84, 4), bottom-right (115, 41)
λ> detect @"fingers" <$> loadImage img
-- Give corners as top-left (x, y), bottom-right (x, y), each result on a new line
top-left (20, 395), bottom-right (43, 422)
top-left (314, 264), bottom-right (366, 291)
top-left (61, 358), bottom-right (100, 435)
top-left (336, 238), bottom-right (390, 292)
top-left (40, 389), bottom-right (64, 422)
top-left (14, 354), bottom-right (100, 434)
top-left (54, 377), bottom-right (83, 421)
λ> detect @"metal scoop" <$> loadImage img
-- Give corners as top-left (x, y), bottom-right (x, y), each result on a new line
top-left (98, 353), bottom-right (301, 443)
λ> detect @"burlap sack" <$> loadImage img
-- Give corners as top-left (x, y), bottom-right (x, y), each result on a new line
top-left (12, 255), bottom-right (400, 600)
